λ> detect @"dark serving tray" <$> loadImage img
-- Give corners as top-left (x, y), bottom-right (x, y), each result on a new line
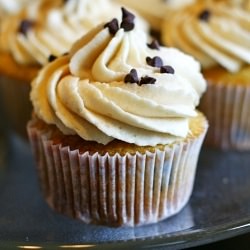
top-left (0, 134), bottom-right (250, 250)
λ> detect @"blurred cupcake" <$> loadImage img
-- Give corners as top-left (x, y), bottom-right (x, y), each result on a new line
top-left (0, 0), bottom-right (147, 139)
top-left (27, 8), bottom-right (208, 226)
top-left (0, 0), bottom-right (39, 135)
top-left (114, 0), bottom-right (195, 32)
top-left (162, 2), bottom-right (250, 150)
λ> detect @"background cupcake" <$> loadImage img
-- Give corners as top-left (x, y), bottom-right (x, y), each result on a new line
top-left (0, 0), bottom-right (147, 139)
top-left (28, 8), bottom-right (208, 226)
top-left (162, 1), bottom-right (250, 150)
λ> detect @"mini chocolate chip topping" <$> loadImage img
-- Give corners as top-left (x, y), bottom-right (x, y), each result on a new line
top-left (121, 7), bottom-right (135, 20)
top-left (198, 9), bottom-right (211, 22)
top-left (121, 20), bottom-right (135, 32)
top-left (147, 39), bottom-right (160, 50)
top-left (139, 76), bottom-right (156, 86)
top-left (104, 18), bottom-right (119, 35)
top-left (124, 69), bottom-right (139, 84)
top-left (146, 56), bottom-right (163, 68)
top-left (121, 7), bottom-right (135, 32)
top-left (160, 65), bottom-right (175, 74)
top-left (18, 20), bottom-right (34, 35)
top-left (48, 54), bottom-right (57, 62)
top-left (125, 70), bottom-right (156, 86)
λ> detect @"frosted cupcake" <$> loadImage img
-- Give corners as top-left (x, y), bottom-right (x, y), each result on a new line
top-left (114, 0), bottom-right (195, 31)
top-left (27, 8), bottom-right (208, 226)
top-left (0, 0), bottom-right (146, 138)
top-left (162, 2), bottom-right (250, 150)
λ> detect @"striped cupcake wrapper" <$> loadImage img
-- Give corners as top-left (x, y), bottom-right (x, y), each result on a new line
top-left (27, 121), bottom-right (207, 227)
top-left (199, 80), bottom-right (250, 150)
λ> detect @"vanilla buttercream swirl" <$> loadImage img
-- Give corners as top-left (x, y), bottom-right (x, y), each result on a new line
top-left (0, 0), bottom-right (147, 66)
top-left (31, 16), bottom-right (206, 146)
top-left (162, 2), bottom-right (250, 72)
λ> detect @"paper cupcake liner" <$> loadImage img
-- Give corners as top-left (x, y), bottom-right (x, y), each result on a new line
top-left (27, 121), bottom-right (206, 227)
top-left (199, 80), bottom-right (250, 150)
top-left (0, 75), bottom-right (31, 139)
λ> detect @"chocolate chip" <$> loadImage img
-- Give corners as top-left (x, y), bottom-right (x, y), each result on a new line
top-left (198, 9), bottom-right (211, 22)
top-left (48, 54), bottom-right (57, 62)
top-left (124, 69), bottom-right (139, 84)
top-left (139, 76), bottom-right (156, 85)
top-left (121, 7), bottom-right (135, 20)
top-left (18, 20), bottom-right (34, 35)
top-left (146, 56), bottom-right (163, 68)
top-left (147, 39), bottom-right (160, 50)
top-left (104, 18), bottom-right (119, 35)
top-left (160, 65), bottom-right (175, 74)
top-left (121, 7), bottom-right (135, 32)
top-left (121, 18), bottom-right (135, 32)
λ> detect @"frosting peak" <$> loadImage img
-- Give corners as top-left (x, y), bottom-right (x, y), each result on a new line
top-left (31, 9), bottom-right (206, 146)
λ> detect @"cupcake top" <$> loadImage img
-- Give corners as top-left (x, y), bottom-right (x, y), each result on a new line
top-left (115, 0), bottom-right (195, 29)
top-left (31, 8), bottom-right (206, 146)
top-left (162, 2), bottom-right (250, 73)
top-left (0, 0), bottom-right (147, 66)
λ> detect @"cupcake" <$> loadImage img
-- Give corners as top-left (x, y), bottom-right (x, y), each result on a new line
top-left (162, 2), bottom-right (250, 150)
top-left (27, 8), bottom-right (208, 226)
top-left (114, 0), bottom-right (195, 32)
top-left (0, 0), bottom-right (147, 139)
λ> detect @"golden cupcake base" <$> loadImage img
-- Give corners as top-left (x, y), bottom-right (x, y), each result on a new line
top-left (27, 113), bottom-right (208, 227)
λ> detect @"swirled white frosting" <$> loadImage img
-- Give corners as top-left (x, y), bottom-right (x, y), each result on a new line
top-left (162, 2), bottom-right (250, 72)
top-left (31, 16), bottom-right (206, 146)
top-left (0, 0), bottom-right (148, 66)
